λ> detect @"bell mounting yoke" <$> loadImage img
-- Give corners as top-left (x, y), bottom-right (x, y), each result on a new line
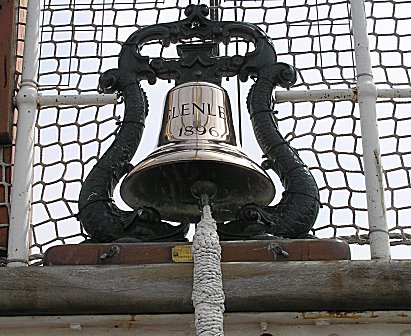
top-left (103, 4), bottom-right (297, 89)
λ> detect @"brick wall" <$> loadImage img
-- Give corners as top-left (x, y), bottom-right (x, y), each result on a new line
top-left (0, 147), bottom-right (12, 256)
top-left (0, 1), bottom-right (26, 257)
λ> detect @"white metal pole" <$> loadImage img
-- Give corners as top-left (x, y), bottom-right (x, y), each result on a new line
top-left (377, 88), bottom-right (411, 99)
top-left (350, 0), bottom-right (391, 259)
top-left (275, 88), bottom-right (356, 103)
top-left (7, 0), bottom-right (41, 266)
top-left (38, 93), bottom-right (118, 107)
top-left (274, 87), bottom-right (411, 103)
top-left (35, 87), bottom-right (411, 108)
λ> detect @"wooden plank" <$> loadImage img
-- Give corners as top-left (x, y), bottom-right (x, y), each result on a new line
top-left (0, 314), bottom-right (410, 336)
top-left (0, 313), bottom-right (410, 336)
top-left (0, 261), bottom-right (410, 315)
top-left (43, 240), bottom-right (351, 265)
top-left (1, 311), bottom-right (411, 329)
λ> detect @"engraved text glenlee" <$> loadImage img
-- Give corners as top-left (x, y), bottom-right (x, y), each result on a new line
top-left (159, 82), bottom-right (235, 145)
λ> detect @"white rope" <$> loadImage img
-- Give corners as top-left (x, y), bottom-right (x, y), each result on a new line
top-left (192, 204), bottom-right (225, 336)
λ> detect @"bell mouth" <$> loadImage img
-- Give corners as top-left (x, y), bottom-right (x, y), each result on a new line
top-left (120, 142), bottom-right (275, 222)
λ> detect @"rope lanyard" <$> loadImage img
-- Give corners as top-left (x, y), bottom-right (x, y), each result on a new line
top-left (191, 204), bottom-right (225, 336)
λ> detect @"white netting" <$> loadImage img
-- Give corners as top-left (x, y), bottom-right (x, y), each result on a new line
top-left (29, 0), bottom-right (411, 260)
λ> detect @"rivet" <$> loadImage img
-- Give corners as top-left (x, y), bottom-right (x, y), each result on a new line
top-left (260, 322), bottom-right (268, 331)
top-left (69, 323), bottom-right (83, 331)
top-left (316, 319), bottom-right (331, 326)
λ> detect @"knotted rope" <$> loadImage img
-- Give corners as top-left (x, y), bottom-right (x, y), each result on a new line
top-left (191, 204), bottom-right (225, 336)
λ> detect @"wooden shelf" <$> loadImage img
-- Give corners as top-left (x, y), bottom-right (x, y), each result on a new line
top-left (0, 260), bottom-right (410, 316)
top-left (43, 240), bottom-right (351, 265)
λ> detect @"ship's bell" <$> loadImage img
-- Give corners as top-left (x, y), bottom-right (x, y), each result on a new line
top-left (120, 81), bottom-right (275, 222)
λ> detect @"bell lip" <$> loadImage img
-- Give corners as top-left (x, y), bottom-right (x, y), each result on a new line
top-left (128, 141), bottom-right (271, 178)
top-left (120, 142), bottom-right (276, 222)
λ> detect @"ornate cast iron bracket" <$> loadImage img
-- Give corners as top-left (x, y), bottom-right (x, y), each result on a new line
top-left (101, 4), bottom-right (296, 87)
top-left (78, 4), bottom-right (320, 243)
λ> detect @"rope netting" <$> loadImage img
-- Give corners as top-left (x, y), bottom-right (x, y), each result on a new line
top-left (27, 0), bottom-right (411, 260)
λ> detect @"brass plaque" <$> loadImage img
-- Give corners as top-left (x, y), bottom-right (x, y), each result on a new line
top-left (172, 245), bottom-right (193, 263)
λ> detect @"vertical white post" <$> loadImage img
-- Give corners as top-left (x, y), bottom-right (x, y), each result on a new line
top-left (350, 0), bottom-right (391, 260)
top-left (7, 0), bottom-right (40, 266)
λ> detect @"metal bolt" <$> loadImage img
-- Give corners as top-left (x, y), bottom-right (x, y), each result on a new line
top-left (69, 323), bottom-right (83, 331)
top-left (244, 207), bottom-right (259, 221)
top-left (100, 245), bottom-right (120, 261)
top-left (261, 160), bottom-right (272, 171)
top-left (315, 319), bottom-right (331, 326)
top-left (268, 243), bottom-right (289, 258)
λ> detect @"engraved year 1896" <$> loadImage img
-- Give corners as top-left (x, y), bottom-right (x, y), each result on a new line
top-left (178, 125), bottom-right (220, 137)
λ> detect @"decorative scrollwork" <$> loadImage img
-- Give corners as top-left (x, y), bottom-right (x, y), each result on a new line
top-left (117, 4), bottom-right (280, 85)
top-left (78, 4), bottom-right (319, 242)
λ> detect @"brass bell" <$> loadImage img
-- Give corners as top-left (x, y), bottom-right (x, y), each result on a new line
top-left (120, 81), bottom-right (275, 222)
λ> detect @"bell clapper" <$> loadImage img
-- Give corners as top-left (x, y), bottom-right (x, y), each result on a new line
top-left (190, 180), bottom-right (217, 209)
